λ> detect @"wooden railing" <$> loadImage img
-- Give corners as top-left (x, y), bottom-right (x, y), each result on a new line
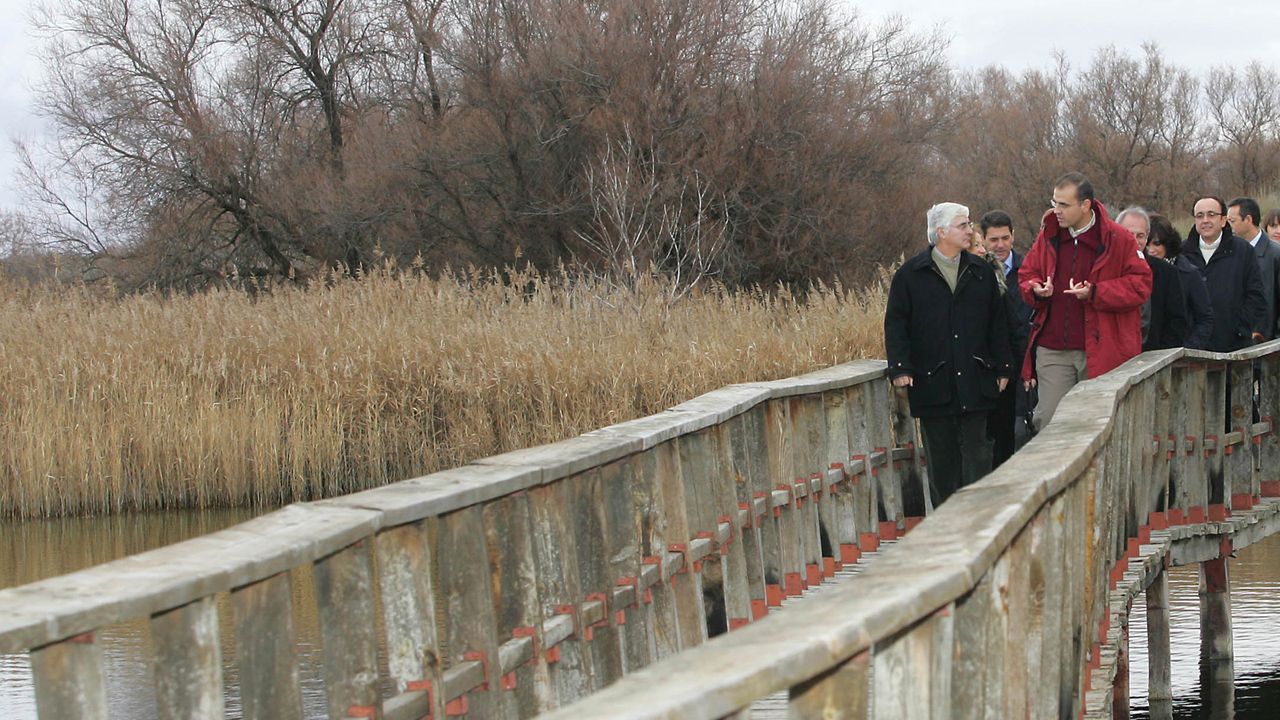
top-left (6, 343), bottom-right (1280, 720)
top-left (0, 359), bottom-right (936, 720)
top-left (540, 343), bottom-right (1280, 720)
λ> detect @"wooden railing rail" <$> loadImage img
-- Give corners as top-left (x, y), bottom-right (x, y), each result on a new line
top-left (536, 341), bottom-right (1280, 719)
top-left (1, 359), bottom-right (935, 720)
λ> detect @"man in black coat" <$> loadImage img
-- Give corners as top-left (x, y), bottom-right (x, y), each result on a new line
top-left (1227, 197), bottom-right (1280, 341)
top-left (1117, 207), bottom-right (1188, 351)
top-left (980, 210), bottom-right (1032, 464)
top-left (885, 202), bottom-right (1013, 505)
top-left (1176, 196), bottom-right (1266, 353)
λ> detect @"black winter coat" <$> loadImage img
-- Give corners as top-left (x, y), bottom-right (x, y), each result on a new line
top-left (1176, 263), bottom-right (1214, 350)
top-left (1142, 254), bottom-right (1188, 351)
top-left (1176, 231), bottom-right (1266, 352)
top-left (885, 247), bottom-right (1013, 418)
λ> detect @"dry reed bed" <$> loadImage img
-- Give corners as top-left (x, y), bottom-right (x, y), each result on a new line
top-left (0, 269), bottom-right (888, 518)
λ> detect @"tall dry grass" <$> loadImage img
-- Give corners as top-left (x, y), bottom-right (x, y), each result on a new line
top-left (0, 267), bottom-right (890, 518)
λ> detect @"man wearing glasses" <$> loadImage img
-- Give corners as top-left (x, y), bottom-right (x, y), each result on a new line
top-left (885, 203), bottom-right (1012, 504)
top-left (1176, 196), bottom-right (1266, 352)
top-left (1017, 173), bottom-right (1151, 431)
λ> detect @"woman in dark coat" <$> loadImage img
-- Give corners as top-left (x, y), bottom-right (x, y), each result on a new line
top-left (1148, 213), bottom-right (1213, 350)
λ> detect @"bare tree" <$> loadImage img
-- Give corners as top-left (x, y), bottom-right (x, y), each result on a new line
top-left (1206, 61), bottom-right (1280, 195)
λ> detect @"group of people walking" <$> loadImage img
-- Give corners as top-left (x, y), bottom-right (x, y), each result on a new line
top-left (885, 172), bottom-right (1280, 507)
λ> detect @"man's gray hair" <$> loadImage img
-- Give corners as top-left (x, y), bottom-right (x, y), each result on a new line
top-left (927, 202), bottom-right (970, 246)
top-left (1116, 206), bottom-right (1151, 234)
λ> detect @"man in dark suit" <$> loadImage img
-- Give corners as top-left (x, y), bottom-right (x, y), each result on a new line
top-left (1227, 197), bottom-right (1280, 341)
top-left (1117, 206), bottom-right (1188, 350)
top-left (980, 210), bottom-right (1033, 459)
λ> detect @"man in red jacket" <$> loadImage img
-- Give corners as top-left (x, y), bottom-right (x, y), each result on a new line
top-left (1018, 173), bottom-right (1152, 431)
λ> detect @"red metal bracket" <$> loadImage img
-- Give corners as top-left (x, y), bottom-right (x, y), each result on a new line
top-left (717, 516), bottom-right (734, 554)
top-left (668, 543), bottom-right (689, 578)
top-left (584, 593), bottom-right (608, 642)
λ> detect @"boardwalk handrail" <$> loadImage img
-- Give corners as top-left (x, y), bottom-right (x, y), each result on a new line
top-left (540, 342), bottom-right (1280, 719)
top-left (1, 358), bottom-right (936, 720)
top-left (4, 342), bottom-right (1280, 719)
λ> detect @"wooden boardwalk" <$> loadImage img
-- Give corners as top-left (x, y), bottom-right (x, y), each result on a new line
top-left (4, 343), bottom-right (1280, 720)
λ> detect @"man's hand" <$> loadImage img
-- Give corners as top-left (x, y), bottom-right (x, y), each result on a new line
top-left (1031, 274), bottom-right (1054, 298)
top-left (892, 375), bottom-right (913, 388)
top-left (997, 378), bottom-right (1009, 392)
top-left (1024, 378), bottom-right (1037, 391)
top-left (1064, 278), bottom-right (1092, 300)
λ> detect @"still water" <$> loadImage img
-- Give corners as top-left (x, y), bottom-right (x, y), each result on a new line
top-left (3, 511), bottom-right (1280, 718)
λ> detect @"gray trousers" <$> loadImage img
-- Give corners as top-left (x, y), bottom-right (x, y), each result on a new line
top-left (1032, 347), bottom-right (1088, 432)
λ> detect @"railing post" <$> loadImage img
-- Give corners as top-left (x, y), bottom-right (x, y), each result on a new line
top-left (29, 632), bottom-right (109, 720)
top-left (439, 504), bottom-right (517, 717)
top-left (374, 519), bottom-right (448, 720)
top-left (151, 596), bottom-right (225, 720)
top-left (1226, 360), bottom-right (1256, 510)
top-left (314, 539), bottom-right (383, 720)
top-left (1199, 552), bottom-right (1232, 663)
top-left (1146, 564), bottom-right (1172, 714)
top-left (232, 571), bottom-right (304, 720)
top-left (484, 491), bottom-right (555, 714)
top-left (764, 398), bottom-right (805, 599)
top-left (873, 604), bottom-right (954, 719)
top-left (1112, 600), bottom-right (1130, 720)
top-left (598, 455), bottom-right (659, 673)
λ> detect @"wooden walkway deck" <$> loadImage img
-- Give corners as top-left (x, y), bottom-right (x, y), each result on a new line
top-left (748, 536), bottom-right (899, 719)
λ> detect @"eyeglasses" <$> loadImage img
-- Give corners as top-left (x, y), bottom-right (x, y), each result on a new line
top-left (1193, 211), bottom-right (1223, 220)
top-left (1049, 199), bottom-right (1077, 209)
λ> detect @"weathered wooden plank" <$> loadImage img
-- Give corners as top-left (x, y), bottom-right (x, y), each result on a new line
top-left (822, 389), bottom-right (859, 568)
top-left (764, 398), bottom-right (805, 599)
top-left (598, 455), bottom-right (657, 675)
top-left (845, 383), bottom-right (880, 556)
top-left (30, 631), bottom-right (109, 720)
top-left (1036, 493), bottom-right (1067, 718)
top-left (438, 505), bottom-right (516, 717)
top-left (705, 424), bottom-right (754, 632)
top-left (566, 468), bottom-right (627, 687)
top-left (873, 380), bottom-right (904, 530)
top-left (483, 492), bottom-right (553, 714)
top-left (951, 571), bottom-right (992, 720)
top-left (528, 476), bottom-right (595, 706)
top-left (231, 571), bottom-right (303, 720)
top-left (889, 385), bottom-right (928, 519)
top-left (873, 605), bottom-right (953, 719)
top-left (374, 520), bottom-right (447, 720)
top-left (1227, 360), bottom-right (1257, 504)
top-left (1258, 355), bottom-right (1280, 494)
top-left (1002, 513), bottom-right (1032, 719)
top-left (1146, 565), bottom-right (1172, 702)
top-left (151, 596), bottom-right (224, 720)
top-left (1199, 554), bottom-right (1232, 663)
top-left (726, 411), bottom-right (770, 623)
top-left (789, 395), bottom-right (826, 591)
top-left (787, 650), bottom-right (869, 720)
top-left (1205, 364), bottom-right (1228, 508)
top-left (314, 540), bottom-right (382, 720)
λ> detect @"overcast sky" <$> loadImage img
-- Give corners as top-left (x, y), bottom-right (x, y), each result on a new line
top-left (2, 0), bottom-right (1280, 211)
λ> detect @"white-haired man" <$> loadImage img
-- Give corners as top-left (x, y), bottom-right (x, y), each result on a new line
top-left (885, 202), bottom-right (1013, 505)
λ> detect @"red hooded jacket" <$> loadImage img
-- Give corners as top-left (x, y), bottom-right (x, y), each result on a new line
top-left (1017, 201), bottom-right (1152, 381)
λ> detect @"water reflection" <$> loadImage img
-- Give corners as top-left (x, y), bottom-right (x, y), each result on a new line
top-left (1130, 532), bottom-right (1280, 719)
top-left (0, 510), bottom-right (330, 720)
